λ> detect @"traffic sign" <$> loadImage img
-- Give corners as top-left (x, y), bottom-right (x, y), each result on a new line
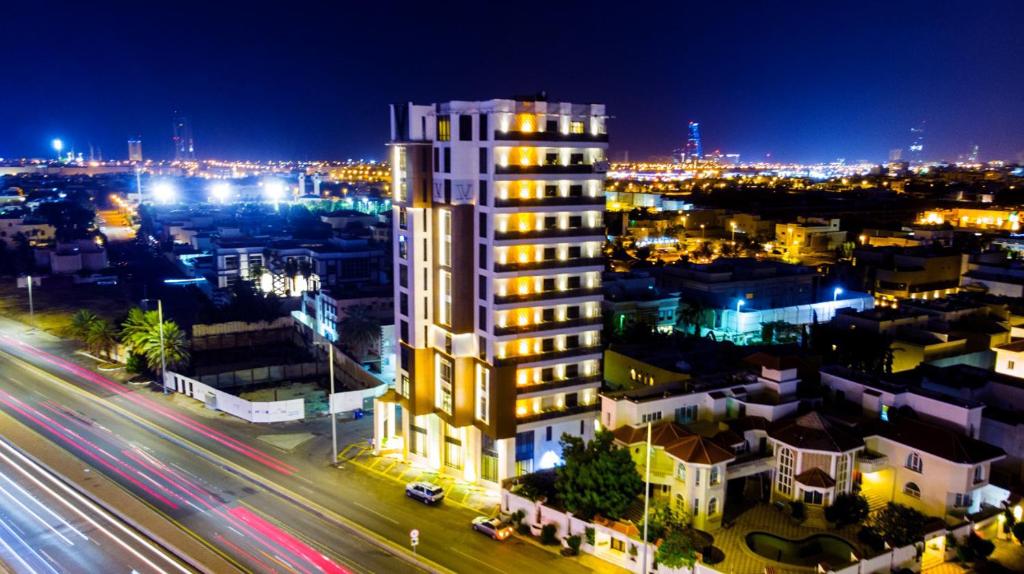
top-left (410, 529), bottom-right (419, 539)
top-left (410, 528), bottom-right (419, 553)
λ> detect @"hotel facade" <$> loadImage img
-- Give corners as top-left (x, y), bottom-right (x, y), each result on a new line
top-left (376, 98), bottom-right (609, 487)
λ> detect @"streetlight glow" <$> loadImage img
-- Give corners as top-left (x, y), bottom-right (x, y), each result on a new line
top-left (263, 179), bottom-right (286, 203)
top-left (736, 299), bottom-right (745, 313)
top-left (210, 182), bottom-right (232, 203)
top-left (152, 181), bottom-right (177, 204)
top-left (51, 138), bottom-right (64, 153)
top-left (833, 287), bottom-right (844, 301)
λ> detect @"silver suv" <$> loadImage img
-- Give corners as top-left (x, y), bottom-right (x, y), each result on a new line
top-left (405, 481), bottom-right (445, 504)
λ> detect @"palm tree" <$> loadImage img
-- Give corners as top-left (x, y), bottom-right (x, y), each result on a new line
top-left (338, 305), bottom-right (381, 357)
top-left (120, 308), bottom-right (190, 373)
top-left (85, 319), bottom-right (118, 359)
top-left (68, 309), bottom-right (99, 339)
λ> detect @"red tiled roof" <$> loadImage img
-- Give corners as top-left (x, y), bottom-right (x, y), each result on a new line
top-left (795, 467), bottom-right (836, 488)
top-left (613, 422), bottom-right (735, 465)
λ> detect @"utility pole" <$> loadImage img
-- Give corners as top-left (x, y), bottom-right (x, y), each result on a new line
top-left (328, 342), bottom-right (337, 465)
top-left (641, 422), bottom-right (651, 574)
top-left (26, 275), bottom-right (34, 329)
top-left (157, 299), bottom-right (167, 394)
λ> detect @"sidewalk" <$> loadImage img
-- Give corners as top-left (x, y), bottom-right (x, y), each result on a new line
top-left (339, 442), bottom-right (501, 515)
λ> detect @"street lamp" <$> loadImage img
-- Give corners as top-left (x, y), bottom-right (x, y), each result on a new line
top-left (210, 182), bottom-right (232, 203)
top-left (263, 179), bottom-right (286, 207)
top-left (700, 224), bottom-right (706, 240)
top-left (731, 221), bottom-right (737, 244)
top-left (52, 138), bottom-right (64, 160)
top-left (736, 299), bottom-right (745, 313)
top-left (143, 299), bottom-right (168, 395)
top-left (152, 181), bottom-right (177, 204)
top-left (315, 340), bottom-right (338, 466)
top-left (834, 287), bottom-right (844, 301)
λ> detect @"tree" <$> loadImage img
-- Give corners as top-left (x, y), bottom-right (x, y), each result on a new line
top-left (85, 319), bottom-right (118, 359)
top-left (120, 308), bottom-right (190, 373)
top-left (555, 431), bottom-right (644, 520)
top-left (825, 493), bottom-right (869, 527)
top-left (871, 503), bottom-right (929, 547)
top-left (656, 528), bottom-right (700, 569)
top-left (337, 305), bottom-right (382, 357)
top-left (68, 309), bottom-right (100, 339)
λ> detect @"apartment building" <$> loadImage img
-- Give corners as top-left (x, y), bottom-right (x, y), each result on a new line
top-left (377, 98), bottom-right (608, 486)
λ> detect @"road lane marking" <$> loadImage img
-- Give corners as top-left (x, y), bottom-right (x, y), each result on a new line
top-left (353, 501), bottom-right (399, 525)
top-left (450, 548), bottom-right (507, 573)
top-left (0, 475), bottom-right (76, 545)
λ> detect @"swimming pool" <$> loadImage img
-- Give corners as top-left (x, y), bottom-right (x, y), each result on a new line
top-left (745, 531), bottom-right (858, 567)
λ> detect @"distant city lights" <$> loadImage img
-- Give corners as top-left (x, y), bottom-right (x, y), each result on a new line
top-left (209, 182), bottom-right (232, 203)
top-left (152, 181), bottom-right (178, 204)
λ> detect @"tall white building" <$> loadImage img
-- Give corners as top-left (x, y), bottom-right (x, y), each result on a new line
top-left (376, 98), bottom-right (609, 486)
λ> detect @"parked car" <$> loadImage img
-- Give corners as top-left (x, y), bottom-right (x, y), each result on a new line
top-left (471, 516), bottom-right (513, 540)
top-left (405, 481), bottom-right (445, 504)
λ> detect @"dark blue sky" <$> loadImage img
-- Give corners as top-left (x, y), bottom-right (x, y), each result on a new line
top-left (4, 1), bottom-right (1022, 163)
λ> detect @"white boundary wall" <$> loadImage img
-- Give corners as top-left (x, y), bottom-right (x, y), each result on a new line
top-left (165, 370), bottom-right (304, 423)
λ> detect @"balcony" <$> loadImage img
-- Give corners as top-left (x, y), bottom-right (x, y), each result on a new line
top-left (494, 257), bottom-right (604, 273)
top-left (494, 195), bottom-right (605, 208)
top-left (494, 345), bottom-right (602, 367)
top-left (517, 403), bottom-right (599, 425)
top-left (857, 450), bottom-right (890, 474)
top-left (516, 375), bottom-right (602, 396)
top-left (494, 227), bottom-right (605, 241)
top-left (494, 130), bottom-right (608, 143)
top-left (495, 164), bottom-right (598, 175)
top-left (494, 288), bottom-right (602, 307)
top-left (493, 315), bottom-right (602, 336)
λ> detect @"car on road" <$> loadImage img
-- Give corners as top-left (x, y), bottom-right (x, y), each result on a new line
top-left (405, 481), bottom-right (445, 504)
top-left (471, 516), bottom-right (513, 540)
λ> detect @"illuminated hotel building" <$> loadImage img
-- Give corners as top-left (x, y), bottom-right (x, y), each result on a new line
top-left (377, 98), bottom-right (608, 485)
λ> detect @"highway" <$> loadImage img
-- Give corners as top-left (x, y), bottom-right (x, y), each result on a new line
top-left (0, 321), bottom-right (600, 574)
top-left (0, 436), bottom-right (191, 574)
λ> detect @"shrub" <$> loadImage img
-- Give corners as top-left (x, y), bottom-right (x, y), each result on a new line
top-left (509, 509), bottom-right (525, 526)
top-left (517, 522), bottom-right (531, 535)
top-left (825, 493), bottom-right (869, 527)
top-left (584, 527), bottom-right (595, 546)
top-left (966, 534), bottom-right (995, 560)
top-left (125, 353), bottom-right (145, 374)
top-left (565, 534), bottom-right (582, 555)
top-left (789, 501), bottom-right (806, 521)
top-left (541, 523), bottom-right (558, 545)
top-left (857, 526), bottom-right (886, 553)
top-left (1012, 521), bottom-right (1024, 544)
top-left (871, 503), bottom-right (928, 547)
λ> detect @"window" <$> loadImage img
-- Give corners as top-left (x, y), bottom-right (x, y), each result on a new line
top-left (437, 115), bottom-right (451, 141)
top-left (545, 426), bottom-right (552, 441)
top-left (398, 235), bottom-right (408, 259)
top-left (777, 447), bottom-right (795, 496)
top-left (478, 306), bottom-right (486, 330)
top-left (478, 213), bottom-right (487, 238)
top-left (398, 207), bottom-right (408, 228)
top-left (478, 276), bottom-right (487, 300)
top-left (478, 335), bottom-right (487, 360)
top-left (515, 431), bottom-right (534, 462)
top-left (1009, 360), bottom-right (1016, 370)
top-left (439, 210), bottom-right (452, 266)
top-left (802, 490), bottom-right (824, 505)
top-left (479, 180), bottom-right (487, 205)
top-left (710, 465), bottom-right (720, 485)
top-left (954, 493), bottom-right (972, 508)
top-left (693, 498), bottom-right (700, 517)
top-left (570, 120), bottom-right (584, 134)
top-left (708, 497), bottom-right (718, 516)
top-left (906, 452), bottom-right (923, 473)
top-left (478, 114), bottom-right (488, 140)
top-left (476, 364), bottom-right (490, 423)
top-left (433, 147), bottom-right (439, 172)
top-left (443, 148), bottom-right (451, 173)
top-left (400, 374), bottom-right (409, 397)
top-left (478, 244), bottom-right (487, 268)
top-left (398, 264), bottom-right (408, 287)
top-left (836, 453), bottom-right (850, 493)
top-left (437, 357), bottom-right (453, 414)
top-left (641, 411), bottom-right (662, 424)
top-left (973, 465), bottom-right (985, 484)
top-left (399, 293), bottom-right (408, 315)
top-left (676, 463), bottom-right (687, 482)
top-left (675, 405), bottom-right (698, 423)
top-left (439, 270), bottom-right (452, 326)
top-left (459, 115), bottom-right (472, 141)
top-left (903, 482), bottom-right (921, 499)
top-left (479, 148), bottom-right (488, 174)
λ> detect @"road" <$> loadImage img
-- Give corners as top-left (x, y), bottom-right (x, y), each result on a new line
top-left (0, 436), bottom-right (191, 574)
top-left (0, 321), bottom-right (599, 574)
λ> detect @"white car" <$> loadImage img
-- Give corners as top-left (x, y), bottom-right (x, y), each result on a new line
top-left (471, 516), bottom-right (513, 541)
top-left (405, 481), bottom-right (445, 504)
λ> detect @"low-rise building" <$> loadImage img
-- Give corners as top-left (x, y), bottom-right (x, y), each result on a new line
top-left (852, 245), bottom-right (967, 305)
top-left (774, 217), bottom-right (846, 259)
top-left (0, 212), bottom-right (55, 247)
top-left (602, 271), bottom-right (679, 334)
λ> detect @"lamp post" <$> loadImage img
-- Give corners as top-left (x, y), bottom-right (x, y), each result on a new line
top-left (731, 221), bottom-right (737, 244)
top-left (834, 287), bottom-right (844, 301)
top-left (142, 298), bottom-right (168, 394)
top-left (700, 224), bottom-right (705, 240)
top-left (316, 340), bottom-right (338, 466)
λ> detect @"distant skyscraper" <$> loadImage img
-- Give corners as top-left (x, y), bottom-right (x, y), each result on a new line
top-left (908, 122), bottom-right (925, 163)
top-left (172, 112), bottom-right (195, 160)
top-left (968, 144), bottom-right (980, 163)
top-left (684, 121), bottom-right (703, 162)
top-left (128, 139), bottom-right (143, 162)
top-left (888, 148), bottom-right (903, 162)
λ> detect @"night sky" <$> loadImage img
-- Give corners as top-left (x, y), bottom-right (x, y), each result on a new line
top-left (4, 0), bottom-right (1022, 163)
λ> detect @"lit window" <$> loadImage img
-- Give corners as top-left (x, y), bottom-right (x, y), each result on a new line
top-left (476, 364), bottom-right (490, 424)
top-left (906, 452), bottom-right (923, 473)
top-left (903, 482), bottom-right (921, 499)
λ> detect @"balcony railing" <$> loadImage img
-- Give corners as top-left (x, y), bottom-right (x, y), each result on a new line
top-left (516, 375), bottom-right (602, 396)
top-left (493, 315), bottom-right (602, 335)
top-left (495, 345), bottom-right (602, 367)
top-left (494, 288), bottom-right (602, 306)
top-left (494, 227), bottom-right (605, 241)
top-left (517, 403), bottom-right (599, 424)
top-left (494, 257), bottom-right (604, 273)
top-left (494, 195), bottom-right (605, 208)
top-left (494, 130), bottom-right (608, 143)
top-left (495, 164), bottom-right (597, 175)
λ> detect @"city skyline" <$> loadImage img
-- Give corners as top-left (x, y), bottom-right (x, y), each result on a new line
top-left (3, 1), bottom-right (1023, 163)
